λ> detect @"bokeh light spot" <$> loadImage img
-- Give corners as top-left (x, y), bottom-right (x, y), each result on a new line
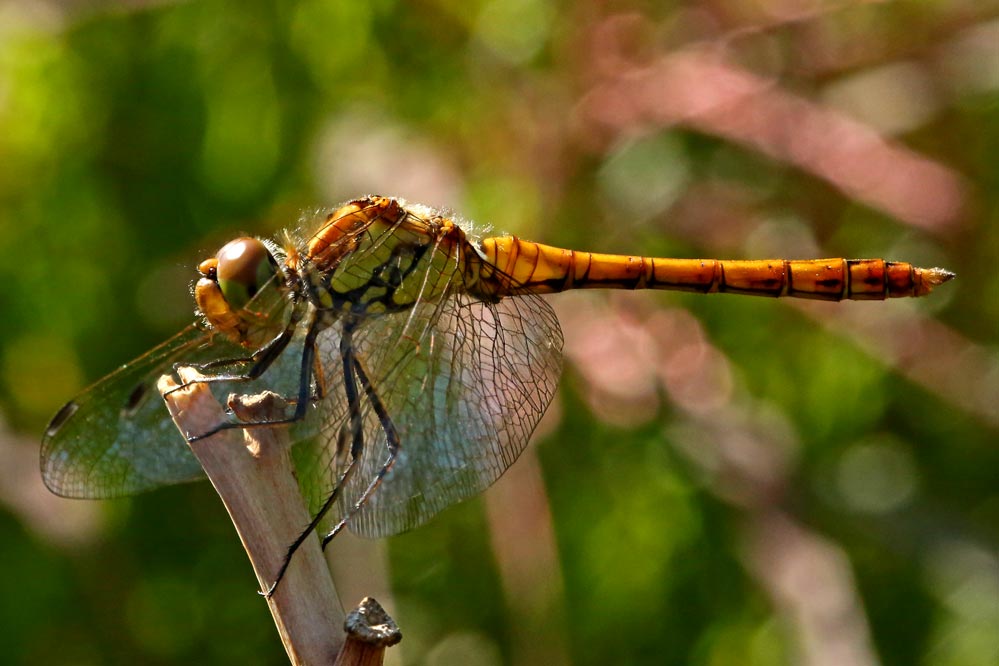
top-left (598, 131), bottom-right (690, 223)
top-left (3, 334), bottom-right (82, 418)
top-left (835, 435), bottom-right (919, 514)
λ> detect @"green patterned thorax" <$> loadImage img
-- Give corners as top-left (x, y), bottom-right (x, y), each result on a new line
top-left (312, 205), bottom-right (467, 317)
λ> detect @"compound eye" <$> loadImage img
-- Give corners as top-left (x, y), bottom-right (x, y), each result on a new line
top-left (214, 237), bottom-right (276, 310)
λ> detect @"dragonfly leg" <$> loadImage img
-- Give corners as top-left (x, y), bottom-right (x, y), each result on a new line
top-left (320, 348), bottom-right (401, 549)
top-left (263, 329), bottom-right (366, 597)
top-left (186, 308), bottom-right (321, 441)
top-left (166, 304), bottom-right (307, 393)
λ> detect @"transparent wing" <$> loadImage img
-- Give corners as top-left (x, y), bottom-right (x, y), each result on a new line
top-left (40, 325), bottom-right (232, 498)
top-left (292, 264), bottom-right (563, 538)
top-left (41, 276), bottom-right (305, 500)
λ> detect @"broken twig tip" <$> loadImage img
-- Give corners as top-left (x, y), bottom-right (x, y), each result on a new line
top-left (344, 597), bottom-right (402, 648)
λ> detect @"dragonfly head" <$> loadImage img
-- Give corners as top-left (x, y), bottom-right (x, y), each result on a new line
top-left (195, 237), bottom-right (278, 339)
top-left (209, 237), bottom-right (277, 309)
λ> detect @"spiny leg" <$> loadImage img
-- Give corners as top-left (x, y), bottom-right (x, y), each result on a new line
top-left (187, 308), bottom-right (321, 442)
top-left (165, 303), bottom-right (307, 395)
top-left (263, 323), bottom-right (366, 597)
top-left (320, 348), bottom-right (401, 549)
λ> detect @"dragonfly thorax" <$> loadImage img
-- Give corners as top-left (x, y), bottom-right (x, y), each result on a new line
top-left (301, 197), bottom-right (472, 317)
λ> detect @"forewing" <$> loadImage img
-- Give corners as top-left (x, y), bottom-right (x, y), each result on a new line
top-left (40, 325), bottom-right (247, 498)
top-left (293, 286), bottom-right (563, 538)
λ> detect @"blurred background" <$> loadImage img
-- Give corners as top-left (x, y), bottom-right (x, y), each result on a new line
top-left (1, 0), bottom-right (997, 664)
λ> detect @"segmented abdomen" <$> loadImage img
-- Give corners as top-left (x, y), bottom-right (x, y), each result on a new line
top-left (477, 237), bottom-right (954, 301)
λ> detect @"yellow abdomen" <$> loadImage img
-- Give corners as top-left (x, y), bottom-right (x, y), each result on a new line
top-left (475, 236), bottom-right (954, 301)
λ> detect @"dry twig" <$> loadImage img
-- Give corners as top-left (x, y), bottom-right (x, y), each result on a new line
top-left (159, 367), bottom-right (346, 665)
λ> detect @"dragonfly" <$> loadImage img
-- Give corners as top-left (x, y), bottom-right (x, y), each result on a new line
top-left (41, 195), bottom-right (954, 592)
